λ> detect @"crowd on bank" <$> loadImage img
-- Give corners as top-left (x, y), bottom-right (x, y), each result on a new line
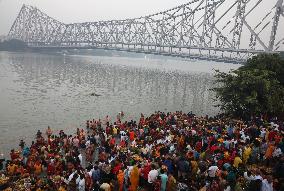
top-left (0, 111), bottom-right (284, 191)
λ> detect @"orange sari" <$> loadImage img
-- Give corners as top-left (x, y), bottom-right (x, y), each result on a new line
top-left (117, 170), bottom-right (124, 191)
top-left (34, 162), bottom-right (42, 175)
top-left (129, 166), bottom-right (139, 191)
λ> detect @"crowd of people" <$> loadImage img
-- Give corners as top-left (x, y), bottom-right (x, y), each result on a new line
top-left (0, 111), bottom-right (283, 191)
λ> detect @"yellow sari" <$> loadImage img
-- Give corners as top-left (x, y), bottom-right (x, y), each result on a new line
top-left (243, 146), bottom-right (252, 164)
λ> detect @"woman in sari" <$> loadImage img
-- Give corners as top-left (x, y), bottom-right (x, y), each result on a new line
top-left (34, 160), bottom-right (42, 176)
top-left (166, 173), bottom-right (177, 191)
top-left (177, 135), bottom-right (185, 151)
top-left (86, 144), bottom-right (94, 162)
top-left (129, 165), bottom-right (139, 191)
top-left (117, 169), bottom-right (124, 191)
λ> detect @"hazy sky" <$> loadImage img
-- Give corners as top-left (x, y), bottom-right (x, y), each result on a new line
top-left (0, 0), bottom-right (190, 35)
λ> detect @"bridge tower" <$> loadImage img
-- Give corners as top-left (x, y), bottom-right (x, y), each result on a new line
top-left (269, 0), bottom-right (284, 51)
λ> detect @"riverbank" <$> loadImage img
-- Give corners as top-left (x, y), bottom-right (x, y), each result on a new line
top-left (0, 111), bottom-right (283, 190)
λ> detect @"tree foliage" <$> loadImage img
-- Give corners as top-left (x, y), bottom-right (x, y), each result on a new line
top-left (213, 53), bottom-right (284, 118)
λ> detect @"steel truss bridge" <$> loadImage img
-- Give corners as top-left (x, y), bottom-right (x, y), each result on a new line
top-left (8, 0), bottom-right (284, 63)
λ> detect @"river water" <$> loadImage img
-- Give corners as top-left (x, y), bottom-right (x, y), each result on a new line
top-left (0, 51), bottom-right (241, 157)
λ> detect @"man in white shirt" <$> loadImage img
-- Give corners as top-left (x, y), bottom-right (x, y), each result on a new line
top-left (94, 134), bottom-right (100, 145)
top-left (87, 166), bottom-right (94, 177)
top-left (120, 131), bottom-right (127, 141)
top-left (186, 144), bottom-right (192, 151)
top-left (260, 128), bottom-right (266, 138)
top-left (166, 134), bottom-right (172, 142)
top-left (208, 166), bottom-right (219, 178)
top-left (78, 175), bottom-right (85, 191)
top-left (230, 138), bottom-right (237, 148)
top-left (78, 153), bottom-right (83, 166)
top-left (148, 164), bottom-right (159, 183)
top-left (68, 170), bottom-right (77, 183)
top-left (128, 165), bottom-right (134, 177)
top-left (272, 147), bottom-right (282, 158)
top-left (241, 132), bottom-right (250, 142)
top-left (169, 144), bottom-right (176, 153)
top-left (261, 176), bottom-right (273, 191)
top-left (146, 143), bottom-right (153, 151)
top-left (244, 171), bottom-right (254, 182)
top-left (85, 139), bottom-right (91, 148)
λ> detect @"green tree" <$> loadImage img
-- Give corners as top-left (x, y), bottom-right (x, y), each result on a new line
top-left (213, 53), bottom-right (284, 118)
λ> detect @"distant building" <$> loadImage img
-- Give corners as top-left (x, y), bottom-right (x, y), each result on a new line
top-left (0, 35), bottom-right (8, 42)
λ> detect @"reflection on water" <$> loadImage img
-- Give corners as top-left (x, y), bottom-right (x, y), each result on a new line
top-left (0, 52), bottom-right (236, 156)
